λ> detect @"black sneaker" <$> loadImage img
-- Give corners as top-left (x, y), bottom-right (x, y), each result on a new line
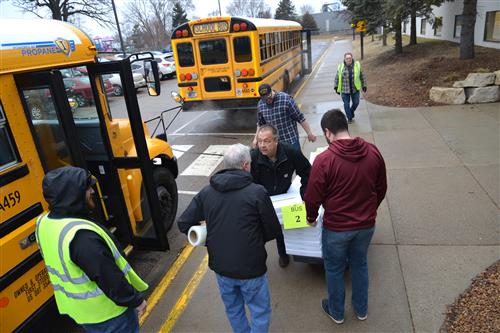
top-left (279, 255), bottom-right (290, 268)
top-left (321, 299), bottom-right (344, 324)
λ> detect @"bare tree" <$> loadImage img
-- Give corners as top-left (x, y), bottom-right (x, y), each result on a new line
top-left (299, 4), bottom-right (314, 16)
top-left (9, 0), bottom-right (112, 25)
top-left (226, 0), bottom-right (270, 17)
top-left (124, 0), bottom-right (193, 50)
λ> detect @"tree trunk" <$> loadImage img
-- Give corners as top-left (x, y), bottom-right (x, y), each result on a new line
top-left (394, 16), bottom-right (403, 54)
top-left (51, 1), bottom-right (63, 20)
top-left (382, 25), bottom-right (387, 46)
top-left (460, 0), bottom-right (477, 59)
top-left (410, 7), bottom-right (417, 45)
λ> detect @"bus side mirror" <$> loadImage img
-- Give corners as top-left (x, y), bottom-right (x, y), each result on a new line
top-left (171, 91), bottom-right (184, 104)
top-left (144, 59), bottom-right (161, 96)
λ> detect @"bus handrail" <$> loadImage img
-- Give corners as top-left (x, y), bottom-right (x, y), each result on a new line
top-left (144, 105), bottom-right (183, 139)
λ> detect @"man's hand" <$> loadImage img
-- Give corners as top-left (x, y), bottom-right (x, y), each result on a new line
top-left (252, 138), bottom-right (258, 149)
top-left (362, 86), bottom-right (367, 93)
top-left (307, 218), bottom-right (317, 227)
top-left (307, 133), bottom-right (317, 142)
top-left (136, 300), bottom-right (147, 318)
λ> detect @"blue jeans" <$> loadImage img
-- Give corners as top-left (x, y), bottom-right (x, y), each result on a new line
top-left (81, 307), bottom-right (138, 333)
top-left (290, 140), bottom-right (301, 151)
top-left (341, 91), bottom-right (360, 121)
top-left (216, 273), bottom-right (271, 333)
top-left (322, 227), bottom-right (374, 319)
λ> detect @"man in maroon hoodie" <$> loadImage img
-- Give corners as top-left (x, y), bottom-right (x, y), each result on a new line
top-left (304, 109), bottom-right (386, 324)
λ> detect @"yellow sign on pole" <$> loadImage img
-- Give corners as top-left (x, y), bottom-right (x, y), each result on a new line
top-left (356, 20), bottom-right (367, 32)
top-left (282, 203), bottom-right (309, 230)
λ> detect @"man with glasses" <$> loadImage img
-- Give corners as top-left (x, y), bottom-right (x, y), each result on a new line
top-left (253, 84), bottom-right (316, 151)
top-left (251, 124), bottom-right (311, 267)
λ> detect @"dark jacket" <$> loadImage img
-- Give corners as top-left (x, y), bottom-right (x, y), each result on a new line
top-left (177, 169), bottom-right (282, 279)
top-left (42, 166), bottom-right (144, 308)
top-left (251, 143), bottom-right (311, 198)
top-left (304, 138), bottom-right (387, 232)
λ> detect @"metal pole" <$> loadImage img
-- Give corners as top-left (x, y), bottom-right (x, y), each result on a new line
top-left (360, 31), bottom-right (364, 60)
top-left (218, 0), bottom-right (222, 16)
top-left (111, 0), bottom-right (126, 55)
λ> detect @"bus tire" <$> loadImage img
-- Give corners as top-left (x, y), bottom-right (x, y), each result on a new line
top-left (153, 167), bottom-right (178, 232)
top-left (283, 71), bottom-right (290, 93)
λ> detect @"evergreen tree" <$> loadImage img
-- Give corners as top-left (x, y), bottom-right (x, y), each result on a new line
top-left (172, 2), bottom-right (188, 30)
top-left (275, 0), bottom-right (297, 21)
top-left (301, 12), bottom-right (318, 30)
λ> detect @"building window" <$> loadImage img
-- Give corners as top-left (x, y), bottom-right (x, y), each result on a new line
top-left (433, 17), bottom-right (443, 36)
top-left (484, 11), bottom-right (500, 42)
top-left (454, 15), bottom-right (463, 38)
top-left (420, 18), bottom-right (427, 35)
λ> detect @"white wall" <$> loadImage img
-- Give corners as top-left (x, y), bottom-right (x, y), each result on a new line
top-left (402, 0), bottom-right (500, 49)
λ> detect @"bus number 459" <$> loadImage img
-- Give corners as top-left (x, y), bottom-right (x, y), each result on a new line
top-left (0, 190), bottom-right (21, 211)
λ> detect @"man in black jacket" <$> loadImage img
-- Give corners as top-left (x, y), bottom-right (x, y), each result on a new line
top-left (178, 143), bottom-right (282, 333)
top-left (251, 124), bottom-right (311, 267)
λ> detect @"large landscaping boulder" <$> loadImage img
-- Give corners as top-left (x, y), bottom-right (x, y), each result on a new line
top-left (430, 87), bottom-right (466, 104)
top-left (465, 86), bottom-right (500, 104)
top-left (453, 73), bottom-right (496, 88)
top-left (495, 70), bottom-right (500, 85)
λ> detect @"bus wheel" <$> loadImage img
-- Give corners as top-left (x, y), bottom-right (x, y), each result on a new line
top-left (154, 168), bottom-right (178, 232)
top-left (112, 84), bottom-right (123, 96)
top-left (75, 94), bottom-right (86, 107)
top-left (283, 71), bottom-right (290, 93)
top-left (31, 104), bottom-right (43, 120)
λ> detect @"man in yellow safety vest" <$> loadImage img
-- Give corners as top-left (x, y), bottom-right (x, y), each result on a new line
top-left (334, 52), bottom-right (367, 124)
top-left (36, 166), bottom-right (147, 333)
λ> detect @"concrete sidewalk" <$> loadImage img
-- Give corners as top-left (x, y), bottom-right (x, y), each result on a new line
top-left (144, 38), bottom-right (499, 333)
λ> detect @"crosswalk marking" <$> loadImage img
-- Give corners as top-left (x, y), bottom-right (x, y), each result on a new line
top-left (180, 145), bottom-right (229, 177)
top-left (171, 145), bottom-right (194, 159)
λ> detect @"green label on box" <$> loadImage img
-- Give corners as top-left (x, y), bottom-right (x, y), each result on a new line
top-left (282, 203), bottom-right (309, 230)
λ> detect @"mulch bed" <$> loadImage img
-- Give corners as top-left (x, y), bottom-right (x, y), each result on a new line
top-left (439, 260), bottom-right (500, 333)
top-left (359, 39), bottom-right (500, 107)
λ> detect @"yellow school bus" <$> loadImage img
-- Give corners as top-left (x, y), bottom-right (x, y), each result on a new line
top-left (171, 16), bottom-right (311, 111)
top-left (0, 19), bottom-right (178, 332)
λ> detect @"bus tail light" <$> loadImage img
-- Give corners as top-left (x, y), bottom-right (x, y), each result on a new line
top-left (175, 30), bottom-right (182, 38)
top-left (240, 23), bottom-right (248, 31)
top-left (187, 87), bottom-right (193, 92)
top-left (182, 30), bottom-right (189, 37)
top-left (185, 73), bottom-right (192, 81)
top-left (243, 83), bottom-right (248, 88)
top-left (233, 23), bottom-right (240, 32)
top-left (241, 69), bottom-right (248, 77)
top-left (235, 70), bottom-right (241, 77)
top-left (179, 73), bottom-right (186, 81)
top-left (248, 68), bottom-right (255, 76)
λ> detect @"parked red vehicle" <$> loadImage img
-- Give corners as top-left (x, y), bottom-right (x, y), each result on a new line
top-left (63, 76), bottom-right (113, 106)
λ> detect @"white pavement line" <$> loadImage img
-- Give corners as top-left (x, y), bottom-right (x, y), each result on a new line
top-left (170, 132), bottom-right (254, 136)
top-left (171, 145), bottom-right (194, 159)
top-left (180, 145), bottom-right (229, 177)
top-left (171, 111), bottom-right (208, 134)
top-left (178, 190), bottom-right (199, 195)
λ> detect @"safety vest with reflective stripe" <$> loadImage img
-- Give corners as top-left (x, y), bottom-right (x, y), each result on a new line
top-left (336, 61), bottom-right (362, 93)
top-left (35, 213), bottom-right (148, 324)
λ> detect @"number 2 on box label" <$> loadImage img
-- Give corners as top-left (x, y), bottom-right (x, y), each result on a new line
top-left (282, 203), bottom-right (309, 230)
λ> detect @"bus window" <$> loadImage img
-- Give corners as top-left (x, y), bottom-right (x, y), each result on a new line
top-left (233, 36), bottom-right (252, 62)
top-left (177, 43), bottom-right (195, 67)
top-left (199, 39), bottom-right (228, 65)
top-left (22, 87), bottom-right (74, 170)
top-left (0, 103), bottom-right (19, 170)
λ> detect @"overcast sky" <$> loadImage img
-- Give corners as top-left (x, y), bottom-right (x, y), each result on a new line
top-left (0, 0), bottom-right (328, 36)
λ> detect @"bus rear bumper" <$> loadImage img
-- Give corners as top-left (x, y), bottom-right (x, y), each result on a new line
top-left (182, 98), bottom-right (260, 111)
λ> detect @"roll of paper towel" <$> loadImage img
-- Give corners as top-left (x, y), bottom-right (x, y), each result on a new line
top-left (188, 225), bottom-right (207, 247)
